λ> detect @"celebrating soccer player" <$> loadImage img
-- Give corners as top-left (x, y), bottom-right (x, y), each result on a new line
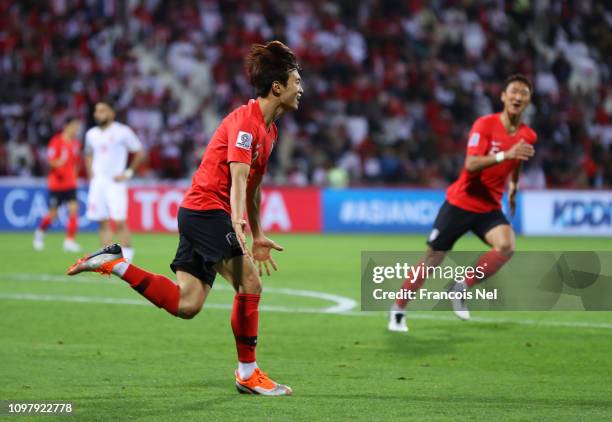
top-left (67, 41), bottom-right (303, 395)
top-left (388, 74), bottom-right (537, 332)
top-left (84, 102), bottom-right (145, 263)
top-left (34, 117), bottom-right (83, 252)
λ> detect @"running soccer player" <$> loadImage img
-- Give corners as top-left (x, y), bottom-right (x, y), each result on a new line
top-left (67, 41), bottom-right (303, 396)
top-left (34, 117), bottom-right (83, 252)
top-left (84, 102), bottom-right (144, 263)
top-left (388, 74), bottom-right (537, 332)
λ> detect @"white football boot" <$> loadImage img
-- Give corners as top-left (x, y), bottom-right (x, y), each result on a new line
top-left (33, 229), bottom-right (44, 251)
top-left (63, 238), bottom-right (82, 252)
top-left (448, 281), bottom-right (471, 321)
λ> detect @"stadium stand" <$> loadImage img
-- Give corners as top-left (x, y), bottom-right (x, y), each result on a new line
top-left (0, 0), bottom-right (609, 187)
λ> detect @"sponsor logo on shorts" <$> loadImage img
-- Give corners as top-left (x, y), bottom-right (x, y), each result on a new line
top-left (428, 228), bottom-right (439, 242)
top-left (226, 232), bottom-right (243, 254)
top-left (236, 131), bottom-right (253, 150)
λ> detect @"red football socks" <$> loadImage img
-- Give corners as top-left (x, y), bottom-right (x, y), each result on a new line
top-left (465, 250), bottom-right (510, 287)
top-left (394, 261), bottom-right (426, 309)
top-left (121, 265), bottom-right (180, 316)
top-left (66, 214), bottom-right (78, 240)
top-left (39, 214), bottom-right (52, 231)
top-left (231, 293), bottom-right (260, 363)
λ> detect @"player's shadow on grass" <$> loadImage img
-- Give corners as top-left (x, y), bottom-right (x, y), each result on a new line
top-left (70, 379), bottom-right (239, 416)
top-left (384, 320), bottom-right (513, 358)
top-left (297, 392), bottom-right (612, 410)
top-left (400, 393), bottom-right (612, 409)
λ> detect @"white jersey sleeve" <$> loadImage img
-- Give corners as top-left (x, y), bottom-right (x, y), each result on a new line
top-left (123, 125), bottom-right (143, 152)
top-left (84, 129), bottom-right (94, 155)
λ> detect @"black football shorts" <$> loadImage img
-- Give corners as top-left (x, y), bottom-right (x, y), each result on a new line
top-left (48, 188), bottom-right (77, 208)
top-left (170, 207), bottom-right (244, 286)
top-left (426, 201), bottom-right (510, 251)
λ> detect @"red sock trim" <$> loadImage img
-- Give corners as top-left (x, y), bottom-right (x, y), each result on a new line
top-left (465, 250), bottom-right (511, 287)
top-left (66, 214), bottom-right (78, 240)
top-left (39, 215), bottom-right (52, 231)
top-left (122, 265), bottom-right (180, 315)
top-left (231, 293), bottom-right (260, 363)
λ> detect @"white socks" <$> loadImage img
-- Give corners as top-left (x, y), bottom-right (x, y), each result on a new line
top-left (391, 302), bottom-right (404, 312)
top-left (111, 261), bottom-right (129, 277)
top-left (238, 362), bottom-right (258, 380)
top-left (122, 246), bottom-right (134, 263)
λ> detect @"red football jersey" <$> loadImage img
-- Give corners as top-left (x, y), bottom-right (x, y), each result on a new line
top-left (47, 134), bottom-right (80, 191)
top-left (182, 99), bottom-right (277, 214)
top-left (446, 113), bottom-right (537, 213)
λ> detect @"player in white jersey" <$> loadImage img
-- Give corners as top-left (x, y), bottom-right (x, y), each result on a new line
top-left (85, 102), bottom-right (145, 262)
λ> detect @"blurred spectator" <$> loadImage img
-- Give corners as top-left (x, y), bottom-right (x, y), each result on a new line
top-left (0, 0), bottom-right (609, 189)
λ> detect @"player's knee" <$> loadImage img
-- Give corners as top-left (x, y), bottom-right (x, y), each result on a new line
top-left (425, 249), bottom-right (446, 267)
top-left (178, 302), bottom-right (202, 319)
top-left (494, 241), bottom-right (514, 257)
top-left (242, 272), bottom-right (262, 294)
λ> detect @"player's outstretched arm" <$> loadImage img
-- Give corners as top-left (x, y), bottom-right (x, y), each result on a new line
top-left (114, 150), bottom-right (145, 182)
top-left (246, 174), bottom-right (264, 240)
top-left (230, 162), bottom-right (251, 256)
top-left (465, 140), bottom-right (534, 173)
top-left (85, 153), bottom-right (93, 180)
top-left (48, 147), bottom-right (67, 169)
top-left (246, 174), bottom-right (283, 276)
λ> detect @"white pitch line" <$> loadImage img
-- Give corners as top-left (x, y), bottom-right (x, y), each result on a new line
top-left (0, 273), bottom-right (357, 314)
top-left (1, 292), bottom-right (612, 330)
top-left (0, 293), bottom-right (346, 313)
top-left (348, 310), bottom-right (612, 329)
top-left (1, 273), bottom-right (120, 284)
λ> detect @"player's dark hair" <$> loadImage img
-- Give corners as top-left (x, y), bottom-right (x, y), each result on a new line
top-left (63, 115), bottom-right (80, 126)
top-left (502, 74), bottom-right (533, 94)
top-left (245, 41), bottom-right (300, 97)
top-left (96, 99), bottom-right (115, 110)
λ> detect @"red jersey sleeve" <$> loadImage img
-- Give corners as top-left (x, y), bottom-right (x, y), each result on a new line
top-left (47, 136), bottom-right (60, 161)
top-left (526, 127), bottom-right (538, 145)
top-left (465, 117), bottom-right (492, 156)
top-left (227, 117), bottom-right (257, 165)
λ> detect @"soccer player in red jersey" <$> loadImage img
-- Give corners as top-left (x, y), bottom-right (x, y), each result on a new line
top-left (34, 117), bottom-right (82, 252)
top-left (67, 41), bottom-right (303, 395)
top-left (388, 74), bottom-right (537, 332)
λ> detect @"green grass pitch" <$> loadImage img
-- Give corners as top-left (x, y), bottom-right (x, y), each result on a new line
top-left (1, 232), bottom-right (611, 421)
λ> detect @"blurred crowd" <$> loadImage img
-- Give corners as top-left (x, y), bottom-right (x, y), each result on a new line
top-left (0, 0), bottom-right (610, 188)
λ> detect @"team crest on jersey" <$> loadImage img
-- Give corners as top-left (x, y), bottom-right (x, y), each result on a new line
top-left (236, 131), bottom-right (253, 150)
top-left (468, 133), bottom-right (480, 147)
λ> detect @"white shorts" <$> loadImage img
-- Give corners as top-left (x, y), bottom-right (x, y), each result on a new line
top-left (86, 178), bottom-right (128, 222)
